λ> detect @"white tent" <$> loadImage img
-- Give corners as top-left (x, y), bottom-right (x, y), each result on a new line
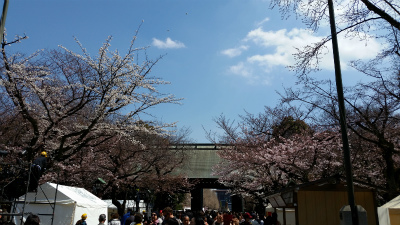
top-left (265, 204), bottom-right (296, 225)
top-left (103, 199), bottom-right (146, 211)
top-left (103, 199), bottom-right (147, 220)
top-left (14, 182), bottom-right (107, 225)
top-left (378, 195), bottom-right (400, 225)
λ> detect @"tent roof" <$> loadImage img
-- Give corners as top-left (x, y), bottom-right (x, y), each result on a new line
top-left (19, 182), bottom-right (107, 207)
top-left (381, 195), bottom-right (400, 208)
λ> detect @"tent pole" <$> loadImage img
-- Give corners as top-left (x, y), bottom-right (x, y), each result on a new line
top-left (51, 173), bottom-right (60, 225)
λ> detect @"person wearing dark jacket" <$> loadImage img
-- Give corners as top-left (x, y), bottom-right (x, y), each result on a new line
top-left (29, 151), bottom-right (48, 191)
top-left (125, 212), bottom-right (136, 225)
top-left (121, 208), bottom-right (134, 225)
top-left (76, 214), bottom-right (88, 225)
top-left (240, 213), bottom-right (252, 225)
top-left (162, 207), bottom-right (180, 225)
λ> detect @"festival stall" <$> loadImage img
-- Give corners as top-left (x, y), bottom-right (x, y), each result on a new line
top-left (15, 182), bottom-right (107, 225)
top-left (378, 195), bottom-right (400, 225)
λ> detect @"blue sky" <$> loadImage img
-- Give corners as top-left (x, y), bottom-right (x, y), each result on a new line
top-left (5, 0), bottom-right (382, 143)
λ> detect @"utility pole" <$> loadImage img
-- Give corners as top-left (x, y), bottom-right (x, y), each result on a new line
top-left (327, 0), bottom-right (359, 224)
top-left (0, 0), bottom-right (9, 44)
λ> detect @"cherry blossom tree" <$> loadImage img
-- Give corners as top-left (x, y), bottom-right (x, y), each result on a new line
top-left (40, 127), bottom-right (193, 216)
top-left (0, 30), bottom-right (195, 209)
top-left (282, 76), bottom-right (400, 201)
top-left (210, 0), bottom-right (400, 205)
top-left (213, 130), bottom-right (341, 200)
top-left (212, 105), bottom-right (388, 202)
top-left (0, 31), bottom-right (181, 162)
top-left (206, 105), bottom-right (309, 143)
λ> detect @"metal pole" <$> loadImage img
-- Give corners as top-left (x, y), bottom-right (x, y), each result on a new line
top-left (327, 0), bottom-right (359, 224)
top-left (0, 0), bottom-right (9, 44)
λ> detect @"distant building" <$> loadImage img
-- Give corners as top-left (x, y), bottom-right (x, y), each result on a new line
top-left (215, 189), bottom-right (232, 211)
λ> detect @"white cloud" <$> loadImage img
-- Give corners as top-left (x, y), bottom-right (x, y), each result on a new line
top-left (224, 26), bottom-right (383, 86)
top-left (256, 17), bottom-right (270, 27)
top-left (248, 53), bottom-right (290, 67)
top-left (243, 27), bottom-right (382, 70)
top-left (228, 61), bottom-right (272, 85)
top-left (229, 62), bottom-right (252, 78)
top-left (221, 45), bottom-right (249, 58)
top-left (152, 37), bottom-right (186, 49)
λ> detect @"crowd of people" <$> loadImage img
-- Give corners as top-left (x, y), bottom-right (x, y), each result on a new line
top-left (18, 206), bottom-right (281, 225)
top-left (22, 152), bottom-right (282, 225)
top-left (174, 210), bottom-right (281, 225)
top-left (74, 207), bottom-right (281, 225)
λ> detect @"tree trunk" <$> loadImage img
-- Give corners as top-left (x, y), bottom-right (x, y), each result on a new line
top-left (111, 186), bottom-right (127, 218)
top-left (379, 139), bottom-right (398, 201)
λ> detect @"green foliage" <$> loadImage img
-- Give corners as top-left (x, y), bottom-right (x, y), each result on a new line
top-left (272, 116), bottom-right (312, 138)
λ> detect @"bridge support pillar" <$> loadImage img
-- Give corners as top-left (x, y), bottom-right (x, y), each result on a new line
top-left (231, 195), bottom-right (243, 212)
top-left (190, 187), bottom-right (203, 211)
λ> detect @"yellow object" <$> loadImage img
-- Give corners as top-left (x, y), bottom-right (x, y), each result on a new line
top-left (41, 151), bottom-right (47, 157)
top-left (81, 213), bottom-right (87, 219)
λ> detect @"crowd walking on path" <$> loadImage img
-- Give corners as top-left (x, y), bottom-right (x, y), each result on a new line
top-left (16, 203), bottom-right (281, 225)
top-left (68, 208), bottom-right (281, 225)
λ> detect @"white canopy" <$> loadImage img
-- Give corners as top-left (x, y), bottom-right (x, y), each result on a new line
top-left (378, 195), bottom-right (400, 225)
top-left (15, 182), bottom-right (107, 225)
top-left (103, 199), bottom-right (146, 209)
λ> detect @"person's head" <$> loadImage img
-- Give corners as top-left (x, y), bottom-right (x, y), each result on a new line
top-left (82, 213), bottom-right (88, 220)
top-left (243, 213), bottom-right (252, 221)
top-left (25, 214), bottom-right (40, 225)
top-left (231, 216), bottom-right (239, 225)
top-left (99, 214), bottom-right (106, 223)
top-left (216, 214), bottom-right (223, 223)
top-left (151, 212), bottom-right (158, 221)
top-left (40, 151), bottom-right (47, 157)
top-left (211, 212), bottom-right (217, 220)
top-left (271, 212), bottom-right (278, 221)
top-left (163, 207), bottom-right (173, 218)
top-left (182, 215), bottom-right (190, 225)
top-left (0, 209), bottom-right (2, 219)
top-left (196, 211), bottom-right (205, 218)
top-left (177, 211), bottom-right (183, 219)
top-left (195, 216), bottom-right (205, 225)
top-left (112, 213), bottom-right (119, 220)
top-left (134, 213), bottom-right (143, 224)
